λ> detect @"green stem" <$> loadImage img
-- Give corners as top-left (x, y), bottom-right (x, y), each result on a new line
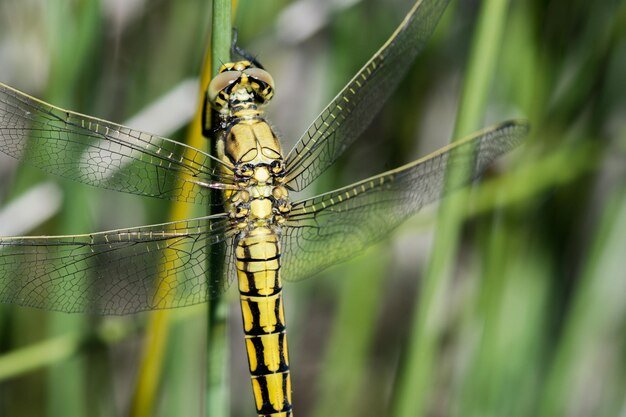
top-left (453, 0), bottom-right (511, 137)
top-left (391, 1), bottom-right (511, 416)
top-left (45, 2), bottom-right (102, 417)
top-left (538, 190), bottom-right (626, 416)
top-left (212, 1), bottom-right (233, 74)
top-left (206, 2), bottom-right (232, 417)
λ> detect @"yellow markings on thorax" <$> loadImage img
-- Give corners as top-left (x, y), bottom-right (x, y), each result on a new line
top-left (222, 120), bottom-right (282, 166)
top-left (249, 198), bottom-right (273, 220)
top-left (234, 108), bottom-right (262, 119)
top-left (254, 165), bottom-right (270, 182)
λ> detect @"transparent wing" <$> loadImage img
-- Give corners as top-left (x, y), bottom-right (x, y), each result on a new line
top-left (0, 82), bottom-right (234, 205)
top-left (284, 0), bottom-right (451, 191)
top-left (280, 120), bottom-right (528, 281)
top-left (0, 214), bottom-right (237, 314)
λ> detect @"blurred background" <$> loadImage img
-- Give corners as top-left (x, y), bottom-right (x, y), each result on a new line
top-left (0, 0), bottom-right (625, 417)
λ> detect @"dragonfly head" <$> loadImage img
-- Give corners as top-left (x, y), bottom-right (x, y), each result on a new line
top-left (208, 60), bottom-right (275, 111)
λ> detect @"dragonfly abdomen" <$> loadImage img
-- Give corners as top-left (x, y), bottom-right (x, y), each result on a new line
top-left (236, 228), bottom-right (293, 416)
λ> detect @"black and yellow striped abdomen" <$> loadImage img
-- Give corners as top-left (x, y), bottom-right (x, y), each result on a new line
top-left (236, 227), bottom-right (293, 417)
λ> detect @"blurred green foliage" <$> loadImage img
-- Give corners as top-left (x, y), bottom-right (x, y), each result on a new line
top-left (0, 0), bottom-right (625, 417)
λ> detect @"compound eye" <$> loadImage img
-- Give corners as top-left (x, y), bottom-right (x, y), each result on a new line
top-left (244, 67), bottom-right (275, 91)
top-left (208, 71), bottom-right (242, 104)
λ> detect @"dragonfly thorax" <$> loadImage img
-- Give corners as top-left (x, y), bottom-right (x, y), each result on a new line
top-left (208, 61), bottom-right (291, 229)
top-left (227, 165), bottom-right (291, 229)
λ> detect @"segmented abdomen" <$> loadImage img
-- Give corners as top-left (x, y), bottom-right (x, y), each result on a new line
top-left (236, 227), bottom-right (293, 417)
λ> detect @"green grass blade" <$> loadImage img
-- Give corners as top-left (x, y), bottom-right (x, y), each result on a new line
top-left (206, 2), bottom-right (232, 417)
top-left (539, 188), bottom-right (626, 417)
top-left (44, 1), bottom-right (103, 416)
top-left (391, 1), bottom-right (513, 416)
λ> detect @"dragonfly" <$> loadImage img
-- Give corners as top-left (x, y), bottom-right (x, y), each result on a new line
top-left (0, 0), bottom-right (528, 416)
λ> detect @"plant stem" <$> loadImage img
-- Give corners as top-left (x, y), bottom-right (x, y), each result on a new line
top-left (206, 2), bottom-right (232, 417)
